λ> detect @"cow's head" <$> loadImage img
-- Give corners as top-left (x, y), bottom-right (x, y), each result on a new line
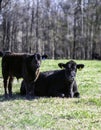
top-left (58, 60), bottom-right (84, 82)
top-left (28, 53), bottom-right (47, 70)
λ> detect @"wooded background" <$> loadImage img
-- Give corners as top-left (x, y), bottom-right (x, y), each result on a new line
top-left (0, 0), bottom-right (101, 59)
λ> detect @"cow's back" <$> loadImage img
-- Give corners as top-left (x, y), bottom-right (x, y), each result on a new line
top-left (35, 70), bottom-right (65, 96)
top-left (2, 54), bottom-right (25, 79)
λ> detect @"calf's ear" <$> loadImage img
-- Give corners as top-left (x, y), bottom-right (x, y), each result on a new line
top-left (77, 64), bottom-right (84, 70)
top-left (58, 63), bottom-right (66, 69)
top-left (42, 54), bottom-right (48, 60)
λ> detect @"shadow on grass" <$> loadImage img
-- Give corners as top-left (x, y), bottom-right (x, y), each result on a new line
top-left (0, 92), bottom-right (24, 102)
top-left (0, 92), bottom-right (41, 102)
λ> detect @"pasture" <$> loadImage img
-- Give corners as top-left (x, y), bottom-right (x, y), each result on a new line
top-left (0, 59), bottom-right (101, 130)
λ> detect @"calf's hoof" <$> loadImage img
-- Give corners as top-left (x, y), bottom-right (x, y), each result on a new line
top-left (4, 94), bottom-right (8, 99)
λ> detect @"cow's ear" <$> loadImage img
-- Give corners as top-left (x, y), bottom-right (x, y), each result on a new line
top-left (42, 54), bottom-right (48, 60)
top-left (58, 63), bottom-right (66, 69)
top-left (77, 64), bottom-right (84, 70)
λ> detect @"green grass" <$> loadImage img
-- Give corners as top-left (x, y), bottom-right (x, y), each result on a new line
top-left (0, 59), bottom-right (101, 130)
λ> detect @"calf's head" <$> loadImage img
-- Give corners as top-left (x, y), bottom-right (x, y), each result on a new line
top-left (58, 60), bottom-right (84, 82)
top-left (28, 53), bottom-right (47, 71)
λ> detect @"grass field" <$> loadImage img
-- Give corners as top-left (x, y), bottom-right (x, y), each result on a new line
top-left (0, 59), bottom-right (101, 130)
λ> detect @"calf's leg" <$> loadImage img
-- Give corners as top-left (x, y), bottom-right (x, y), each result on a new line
top-left (3, 76), bottom-right (8, 98)
top-left (20, 80), bottom-right (26, 95)
top-left (8, 76), bottom-right (14, 97)
top-left (25, 82), bottom-right (35, 99)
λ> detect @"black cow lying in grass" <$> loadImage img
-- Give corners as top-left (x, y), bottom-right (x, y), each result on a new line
top-left (1, 52), bottom-right (47, 99)
top-left (0, 51), bottom-right (3, 57)
top-left (92, 53), bottom-right (101, 60)
top-left (0, 50), bottom-right (11, 57)
top-left (20, 60), bottom-right (84, 98)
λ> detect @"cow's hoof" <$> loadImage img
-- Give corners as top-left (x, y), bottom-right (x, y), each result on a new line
top-left (65, 94), bottom-right (73, 98)
top-left (26, 95), bottom-right (35, 100)
top-left (74, 92), bottom-right (80, 98)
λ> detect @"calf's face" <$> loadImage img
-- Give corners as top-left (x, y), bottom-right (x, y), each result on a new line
top-left (58, 60), bottom-right (84, 82)
top-left (30, 53), bottom-right (47, 70)
top-left (31, 54), bottom-right (42, 69)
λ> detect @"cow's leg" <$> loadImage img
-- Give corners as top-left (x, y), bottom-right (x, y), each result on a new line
top-left (30, 82), bottom-right (35, 98)
top-left (65, 89), bottom-right (73, 98)
top-left (65, 83), bottom-right (74, 98)
top-left (65, 86), bottom-right (73, 98)
top-left (3, 76), bottom-right (8, 98)
top-left (8, 76), bottom-right (14, 97)
top-left (25, 82), bottom-right (35, 99)
top-left (73, 92), bottom-right (80, 98)
top-left (20, 80), bottom-right (26, 95)
top-left (73, 81), bottom-right (80, 98)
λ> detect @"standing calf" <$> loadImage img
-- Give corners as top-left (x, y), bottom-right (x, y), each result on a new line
top-left (20, 60), bottom-right (84, 98)
top-left (1, 52), bottom-right (47, 99)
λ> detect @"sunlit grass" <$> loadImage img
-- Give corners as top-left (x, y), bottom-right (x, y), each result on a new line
top-left (0, 59), bottom-right (101, 129)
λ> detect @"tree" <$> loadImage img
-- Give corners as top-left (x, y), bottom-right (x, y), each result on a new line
top-left (0, 0), bottom-right (101, 59)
